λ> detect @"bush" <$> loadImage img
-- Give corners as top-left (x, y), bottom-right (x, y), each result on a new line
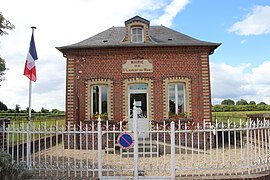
top-left (0, 152), bottom-right (34, 180)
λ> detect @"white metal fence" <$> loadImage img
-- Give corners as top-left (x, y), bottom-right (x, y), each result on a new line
top-left (1, 109), bottom-right (270, 179)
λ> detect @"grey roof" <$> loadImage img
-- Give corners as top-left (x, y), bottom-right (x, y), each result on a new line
top-left (57, 26), bottom-right (221, 51)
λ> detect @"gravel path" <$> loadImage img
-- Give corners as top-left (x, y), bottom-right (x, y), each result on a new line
top-left (29, 143), bottom-right (268, 179)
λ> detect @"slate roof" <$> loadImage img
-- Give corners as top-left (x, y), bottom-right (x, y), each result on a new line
top-left (57, 25), bottom-right (221, 52)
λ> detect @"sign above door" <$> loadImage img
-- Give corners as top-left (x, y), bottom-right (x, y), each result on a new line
top-left (122, 59), bottom-right (153, 73)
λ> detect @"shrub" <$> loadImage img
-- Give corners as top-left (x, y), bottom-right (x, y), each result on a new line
top-left (0, 152), bottom-right (34, 180)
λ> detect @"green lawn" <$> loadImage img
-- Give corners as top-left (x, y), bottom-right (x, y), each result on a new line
top-left (5, 117), bottom-right (65, 145)
top-left (212, 111), bottom-right (270, 124)
top-left (9, 118), bottom-right (65, 129)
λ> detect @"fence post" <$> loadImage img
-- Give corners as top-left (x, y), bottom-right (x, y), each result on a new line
top-left (133, 101), bottom-right (138, 180)
top-left (171, 121), bottom-right (175, 179)
top-left (98, 116), bottom-right (102, 179)
top-left (26, 121), bottom-right (30, 168)
top-left (246, 121), bottom-right (250, 175)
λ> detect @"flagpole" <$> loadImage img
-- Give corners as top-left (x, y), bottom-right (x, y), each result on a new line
top-left (28, 80), bottom-right (32, 121)
top-left (26, 26), bottom-right (36, 168)
top-left (27, 78), bottom-right (32, 167)
top-left (27, 26), bottom-right (36, 122)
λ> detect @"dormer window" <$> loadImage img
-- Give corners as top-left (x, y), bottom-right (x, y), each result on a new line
top-left (131, 27), bottom-right (143, 43)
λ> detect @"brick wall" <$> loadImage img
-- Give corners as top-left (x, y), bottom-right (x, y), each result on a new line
top-left (65, 46), bottom-right (213, 125)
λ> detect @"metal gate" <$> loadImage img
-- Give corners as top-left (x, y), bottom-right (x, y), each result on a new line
top-left (101, 105), bottom-right (174, 179)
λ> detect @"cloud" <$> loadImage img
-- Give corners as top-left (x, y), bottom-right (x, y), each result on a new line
top-left (229, 6), bottom-right (270, 35)
top-left (240, 39), bottom-right (247, 44)
top-left (0, 0), bottom-right (186, 111)
top-left (248, 61), bottom-right (270, 84)
top-left (152, 0), bottom-right (190, 27)
top-left (211, 61), bottom-right (270, 105)
top-left (211, 63), bottom-right (251, 98)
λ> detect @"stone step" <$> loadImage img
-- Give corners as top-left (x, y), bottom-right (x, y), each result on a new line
top-left (122, 146), bottom-right (158, 153)
top-left (106, 140), bottom-right (160, 157)
top-left (121, 142), bottom-right (159, 157)
top-left (122, 151), bottom-right (159, 158)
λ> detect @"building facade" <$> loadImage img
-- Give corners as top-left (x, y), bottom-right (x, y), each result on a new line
top-left (57, 16), bottom-right (220, 131)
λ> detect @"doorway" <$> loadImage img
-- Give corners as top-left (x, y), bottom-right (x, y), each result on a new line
top-left (128, 84), bottom-right (149, 137)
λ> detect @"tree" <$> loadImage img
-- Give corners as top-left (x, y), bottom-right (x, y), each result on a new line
top-left (15, 104), bottom-right (20, 112)
top-left (26, 107), bottom-right (35, 113)
top-left (41, 107), bottom-right (49, 113)
top-left (0, 12), bottom-right (15, 86)
top-left (257, 102), bottom-right (267, 106)
top-left (51, 108), bottom-right (60, 113)
top-left (212, 105), bottom-right (222, 112)
top-left (221, 99), bottom-right (235, 105)
top-left (0, 13), bottom-right (15, 36)
top-left (0, 101), bottom-right (8, 111)
top-left (236, 99), bottom-right (248, 105)
top-left (249, 101), bottom-right (256, 105)
top-left (0, 58), bottom-right (6, 85)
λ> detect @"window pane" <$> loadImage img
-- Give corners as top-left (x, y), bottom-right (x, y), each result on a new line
top-left (168, 83), bottom-right (185, 115)
top-left (129, 84), bottom-right (147, 90)
top-left (92, 85), bottom-right (108, 115)
top-left (132, 34), bottom-right (137, 42)
top-left (132, 28), bottom-right (137, 42)
top-left (101, 86), bottom-right (108, 114)
top-left (168, 84), bottom-right (176, 114)
top-left (92, 86), bottom-right (99, 115)
top-left (177, 84), bottom-right (184, 113)
top-left (131, 27), bottom-right (143, 43)
top-left (132, 28), bottom-right (137, 34)
top-left (138, 35), bottom-right (143, 42)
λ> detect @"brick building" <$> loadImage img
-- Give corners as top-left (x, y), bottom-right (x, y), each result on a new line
top-left (57, 16), bottom-right (220, 131)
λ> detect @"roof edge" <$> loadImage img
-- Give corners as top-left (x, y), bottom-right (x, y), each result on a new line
top-left (56, 43), bottom-right (221, 53)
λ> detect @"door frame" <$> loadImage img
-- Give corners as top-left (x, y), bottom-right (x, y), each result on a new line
top-left (123, 78), bottom-right (153, 121)
top-left (127, 84), bottom-right (149, 134)
top-left (128, 86), bottom-right (148, 119)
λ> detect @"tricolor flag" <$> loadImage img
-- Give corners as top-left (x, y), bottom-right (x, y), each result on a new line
top-left (23, 32), bottom-right (38, 82)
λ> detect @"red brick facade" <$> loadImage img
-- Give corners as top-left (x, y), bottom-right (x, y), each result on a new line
top-left (58, 16), bottom-right (220, 127)
top-left (63, 46), bottom-right (213, 124)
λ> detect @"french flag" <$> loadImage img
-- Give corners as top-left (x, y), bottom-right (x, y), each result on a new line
top-left (23, 32), bottom-right (38, 82)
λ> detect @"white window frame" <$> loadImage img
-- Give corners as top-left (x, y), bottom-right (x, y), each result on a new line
top-left (168, 83), bottom-right (186, 115)
top-left (91, 85), bottom-right (108, 115)
top-left (131, 27), bottom-right (144, 43)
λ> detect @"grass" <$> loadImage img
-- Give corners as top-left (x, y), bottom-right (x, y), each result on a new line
top-left (9, 118), bottom-right (65, 129)
top-left (5, 117), bottom-right (65, 145)
top-left (212, 111), bottom-right (270, 124)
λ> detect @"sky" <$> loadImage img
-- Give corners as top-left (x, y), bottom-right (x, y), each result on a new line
top-left (0, 0), bottom-right (270, 111)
